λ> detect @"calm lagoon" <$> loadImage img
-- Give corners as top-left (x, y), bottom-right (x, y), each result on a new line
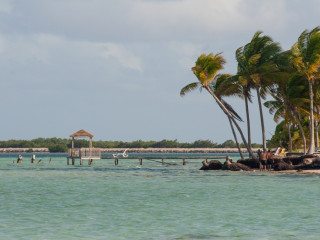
top-left (0, 153), bottom-right (319, 239)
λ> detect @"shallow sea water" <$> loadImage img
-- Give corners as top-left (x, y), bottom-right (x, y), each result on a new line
top-left (0, 153), bottom-right (319, 240)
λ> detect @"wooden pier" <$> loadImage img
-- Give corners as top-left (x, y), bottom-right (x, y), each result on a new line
top-left (65, 131), bottom-right (229, 166)
top-left (67, 156), bottom-right (229, 166)
top-left (67, 129), bottom-right (101, 165)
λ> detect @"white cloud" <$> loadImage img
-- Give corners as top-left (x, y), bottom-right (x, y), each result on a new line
top-left (100, 43), bottom-right (143, 72)
top-left (1, 0), bottom-right (297, 42)
top-left (129, 0), bottom-right (292, 37)
top-left (0, 34), bottom-right (52, 64)
top-left (168, 42), bottom-right (202, 69)
top-left (130, 0), bottom-right (246, 32)
top-left (0, 33), bottom-right (142, 72)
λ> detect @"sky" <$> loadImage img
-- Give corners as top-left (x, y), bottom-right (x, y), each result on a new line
top-left (0, 0), bottom-right (319, 143)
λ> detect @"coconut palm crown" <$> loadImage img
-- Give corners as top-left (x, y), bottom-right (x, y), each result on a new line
top-left (235, 31), bottom-right (282, 151)
top-left (180, 53), bottom-right (226, 96)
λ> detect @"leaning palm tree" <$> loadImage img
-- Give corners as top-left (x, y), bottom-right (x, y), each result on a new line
top-left (291, 26), bottom-right (320, 154)
top-left (180, 53), bottom-right (254, 157)
top-left (236, 31), bottom-right (282, 151)
top-left (212, 75), bottom-right (245, 159)
top-left (214, 72), bottom-right (255, 157)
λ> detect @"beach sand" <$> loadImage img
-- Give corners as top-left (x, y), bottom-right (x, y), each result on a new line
top-left (274, 169), bottom-right (320, 175)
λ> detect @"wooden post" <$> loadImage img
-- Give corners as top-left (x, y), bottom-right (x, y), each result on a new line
top-left (139, 158), bottom-right (142, 165)
top-left (183, 158), bottom-right (186, 165)
top-left (89, 137), bottom-right (92, 159)
top-left (72, 158), bottom-right (75, 165)
top-left (80, 158), bottom-right (83, 165)
top-left (49, 157), bottom-right (52, 164)
top-left (162, 158), bottom-right (164, 165)
top-left (67, 158), bottom-right (69, 165)
top-left (115, 158), bottom-right (118, 165)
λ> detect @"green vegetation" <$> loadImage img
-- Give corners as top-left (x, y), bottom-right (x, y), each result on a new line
top-left (0, 138), bottom-right (262, 152)
top-left (181, 27), bottom-right (320, 154)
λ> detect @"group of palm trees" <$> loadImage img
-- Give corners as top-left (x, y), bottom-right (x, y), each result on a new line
top-left (181, 27), bottom-right (320, 159)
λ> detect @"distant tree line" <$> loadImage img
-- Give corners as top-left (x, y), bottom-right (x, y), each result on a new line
top-left (0, 138), bottom-right (262, 152)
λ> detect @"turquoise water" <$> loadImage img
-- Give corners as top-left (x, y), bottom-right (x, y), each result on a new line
top-left (0, 153), bottom-right (319, 240)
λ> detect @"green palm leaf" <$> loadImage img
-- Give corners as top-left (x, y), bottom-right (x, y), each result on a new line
top-left (180, 82), bottom-right (201, 97)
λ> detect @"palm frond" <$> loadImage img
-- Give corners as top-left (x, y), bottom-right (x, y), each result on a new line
top-left (180, 82), bottom-right (200, 97)
top-left (221, 99), bottom-right (243, 122)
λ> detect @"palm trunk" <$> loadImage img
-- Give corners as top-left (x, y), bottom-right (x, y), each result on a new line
top-left (256, 87), bottom-right (267, 151)
top-left (205, 86), bottom-right (255, 157)
top-left (315, 120), bottom-right (319, 149)
top-left (317, 106), bottom-right (320, 149)
top-left (244, 95), bottom-right (253, 157)
top-left (293, 110), bottom-right (306, 154)
top-left (307, 81), bottom-right (315, 154)
top-left (288, 124), bottom-right (292, 153)
top-left (228, 116), bottom-right (244, 160)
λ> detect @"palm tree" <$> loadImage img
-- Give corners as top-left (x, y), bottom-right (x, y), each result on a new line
top-left (212, 75), bottom-right (245, 159)
top-left (235, 31), bottom-right (282, 151)
top-left (264, 50), bottom-right (311, 153)
top-left (291, 26), bottom-right (320, 154)
top-left (214, 72), bottom-right (255, 157)
top-left (264, 77), bottom-right (308, 154)
top-left (180, 53), bottom-right (254, 157)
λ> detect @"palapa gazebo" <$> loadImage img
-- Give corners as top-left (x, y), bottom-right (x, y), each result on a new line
top-left (67, 129), bottom-right (101, 165)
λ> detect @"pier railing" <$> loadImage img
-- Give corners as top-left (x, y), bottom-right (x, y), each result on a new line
top-left (67, 154), bottom-right (228, 166)
top-left (68, 148), bottom-right (101, 159)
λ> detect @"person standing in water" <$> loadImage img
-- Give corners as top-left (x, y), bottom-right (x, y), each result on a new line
top-left (31, 154), bottom-right (36, 163)
top-left (17, 155), bottom-right (23, 163)
top-left (266, 150), bottom-right (273, 171)
top-left (257, 149), bottom-right (267, 171)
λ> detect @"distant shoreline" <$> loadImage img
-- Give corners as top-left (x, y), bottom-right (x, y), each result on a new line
top-left (0, 147), bottom-right (259, 153)
top-left (102, 148), bottom-right (259, 153)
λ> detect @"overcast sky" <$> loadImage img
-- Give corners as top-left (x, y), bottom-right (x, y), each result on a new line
top-left (0, 0), bottom-right (319, 143)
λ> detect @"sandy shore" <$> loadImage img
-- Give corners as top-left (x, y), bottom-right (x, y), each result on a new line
top-left (272, 169), bottom-right (320, 175)
top-left (0, 148), bottom-right (49, 152)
